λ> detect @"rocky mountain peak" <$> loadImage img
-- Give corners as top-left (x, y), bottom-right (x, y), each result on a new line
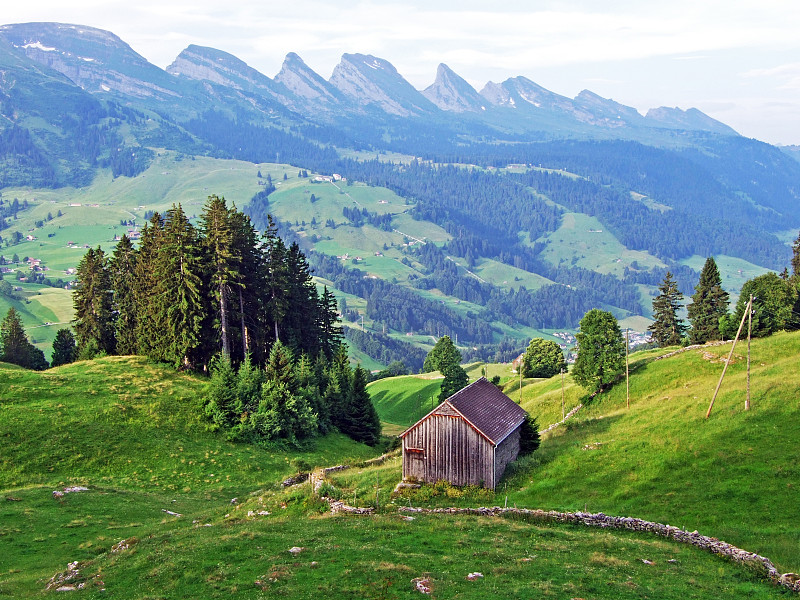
top-left (422, 63), bottom-right (485, 112)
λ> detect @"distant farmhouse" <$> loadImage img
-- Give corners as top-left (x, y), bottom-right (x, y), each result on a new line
top-left (400, 378), bottom-right (527, 490)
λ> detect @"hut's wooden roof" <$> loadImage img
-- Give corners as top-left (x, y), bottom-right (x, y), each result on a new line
top-left (447, 378), bottom-right (527, 445)
top-left (402, 377), bottom-right (527, 446)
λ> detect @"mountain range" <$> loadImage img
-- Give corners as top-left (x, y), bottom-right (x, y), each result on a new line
top-left (1, 21), bottom-right (799, 362)
top-left (0, 22), bottom-right (741, 142)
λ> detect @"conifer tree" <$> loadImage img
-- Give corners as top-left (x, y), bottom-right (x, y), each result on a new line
top-left (0, 307), bottom-right (47, 369)
top-left (283, 242), bottom-right (321, 356)
top-left (229, 209), bottom-right (264, 362)
top-left (109, 234), bottom-right (138, 355)
top-left (50, 328), bottom-right (77, 367)
top-left (133, 213), bottom-right (165, 357)
top-left (317, 286), bottom-right (343, 360)
top-left (154, 205), bottom-right (206, 368)
top-left (687, 257), bottom-right (729, 344)
top-left (261, 215), bottom-right (289, 345)
top-left (201, 195), bottom-right (239, 359)
top-left (342, 366), bottom-right (381, 445)
top-left (0, 307), bottom-right (28, 365)
top-left (648, 271), bottom-right (687, 347)
top-left (792, 230), bottom-right (800, 278)
top-left (73, 247), bottom-right (114, 358)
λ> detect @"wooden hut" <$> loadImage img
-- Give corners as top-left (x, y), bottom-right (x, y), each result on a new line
top-left (400, 377), bottom-right (528, 490)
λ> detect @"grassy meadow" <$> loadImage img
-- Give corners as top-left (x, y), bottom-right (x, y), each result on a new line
top-left (2, 330), bottom-right (799, 597)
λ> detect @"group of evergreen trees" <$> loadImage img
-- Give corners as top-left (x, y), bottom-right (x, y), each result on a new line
top-left (72, 196), bottom-right (341, 368)
top-left (71, 196), bottom-right (381, 446)
top-left (204, 342), bottom-right (380, 446)
top-left (649, 242), bottom-right (800, 348)
top-left (0, 307), bottom-right (48, 370)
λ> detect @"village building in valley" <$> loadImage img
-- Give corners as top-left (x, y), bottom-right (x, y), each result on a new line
top-left (400, 378), bottom-right (528, 490)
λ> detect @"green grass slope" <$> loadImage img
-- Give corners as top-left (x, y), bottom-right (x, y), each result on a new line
top-left (504, 331), bottom-right (800, 573)
top-left (1, 345), bottom-right (797, 598)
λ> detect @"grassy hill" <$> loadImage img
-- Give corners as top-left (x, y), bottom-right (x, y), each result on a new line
top-left (370, 331), bottom-right (800, 576)
top-left (2, 346), bottom-right (797, 598)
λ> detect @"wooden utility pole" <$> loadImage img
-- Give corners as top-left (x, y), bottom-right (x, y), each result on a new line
top-left (519, 366), bottom-right (522, 404)
top-left (561, 368), bottom-right (565, 420)
top-left (706, 297), bottom-right (751, 419)
top-left (746, 294), bottom-right (753, 411)
top-left (625, 328), bottom-right (630, 409)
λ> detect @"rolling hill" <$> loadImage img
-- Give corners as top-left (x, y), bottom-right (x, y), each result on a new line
top-left (1, 333), bottom-right (798, 597)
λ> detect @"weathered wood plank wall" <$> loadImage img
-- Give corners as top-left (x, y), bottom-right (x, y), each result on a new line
top-left (403, 413), bottom-right (496, 488)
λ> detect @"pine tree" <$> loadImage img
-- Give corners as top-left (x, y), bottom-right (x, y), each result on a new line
top-left (133, 213), bottom-right (165, 357)
top-left (342, 366), bottom-right (381, 445)
top-left (792, 230), bottom-right (800, 278)
top-left (0, 307), bottom-right (38, 368)
top-left (648, 271), bottom-right (687, 347)
top-left (201, 195), bottom-right (239, 359)
top-left (261, 215), bottom-right (289, 345)
top-left (153, 205), bottom-right (206, 368)
top-left (229, 209), bottom-right (264, 363)
top-left (50, 328), bottom-right (77, 367)
top-left (109, 235), bottom-right (138, 355)
top-left (687, 257), bottom-right (729, 344)
top-left (73, 247), bottom-right (114, 358)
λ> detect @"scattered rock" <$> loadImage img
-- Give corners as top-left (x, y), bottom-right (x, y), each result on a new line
top-left (412, 577), bottom-right (432, 594)
top-left (247, 510), bottom-right (271, 517)
top-left (230, 497), bottom-right (238, 505)
top-left (161, 509), bottom-right (182, 517)
top-left (466, 572), bottom-right (483, 580)
top-left (288, 546), bottom-right (304, 555)
top-left (281, 472), bottom-right (310, 487)
top-left (402, 515), bottom-right (415, 521)
top-left (5, 496), bottom-right (21, 502)
top-left (641, 559), bottom-right (654, 565)
top-left (110, 538), bottom-right (137, 554)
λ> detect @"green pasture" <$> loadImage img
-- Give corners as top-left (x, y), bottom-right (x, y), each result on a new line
top-left (537, 212), bottom-right (666, 276)
top-left (679, 254), bottom-right (772, 299)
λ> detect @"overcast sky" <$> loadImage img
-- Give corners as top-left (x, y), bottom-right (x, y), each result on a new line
top-left (5, 0), bottom-right (800, 145)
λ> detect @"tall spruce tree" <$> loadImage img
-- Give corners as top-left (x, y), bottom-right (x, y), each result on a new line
top-left (317, 286), bottom-right (343, 360)
top-left (201, 195), bottom-right (239, 359)
top-left (687, 257), bottom-right (729, 344)
top-left (342, 366), bottom-right (381, 446)
top-left (73, 247), bottom-right (115, 358)
top-left (50, 328), bottom-right (77, 367)
top-left (648, 271), bottom-right (687, 347)
top-left (133, 213), bottom-right (165, 357)
top-left (0, 307), bottom-right (47, 369)
top-left (261, 215), bottom-right (289, 345)
top-left (792, 230), bottom-right (800, 278)
top-left (109, 235), bottom-right (138, 355)
top-left (153, 205), bottom-right (206, 368)
top-left (229, 209), bottom-right (264, 362)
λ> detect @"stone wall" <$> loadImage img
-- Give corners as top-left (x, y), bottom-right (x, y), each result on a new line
top-left (398, 506), bottom-right (799, 593)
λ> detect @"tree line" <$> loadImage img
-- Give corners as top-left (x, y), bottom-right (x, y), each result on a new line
top-left (68, 196), bottom-right (381, 446)
top-left (648, 240), bottom-right (800, 349)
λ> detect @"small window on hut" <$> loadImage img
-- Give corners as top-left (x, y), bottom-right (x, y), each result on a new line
top-left (406, 447), bottom-right (424, 458)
